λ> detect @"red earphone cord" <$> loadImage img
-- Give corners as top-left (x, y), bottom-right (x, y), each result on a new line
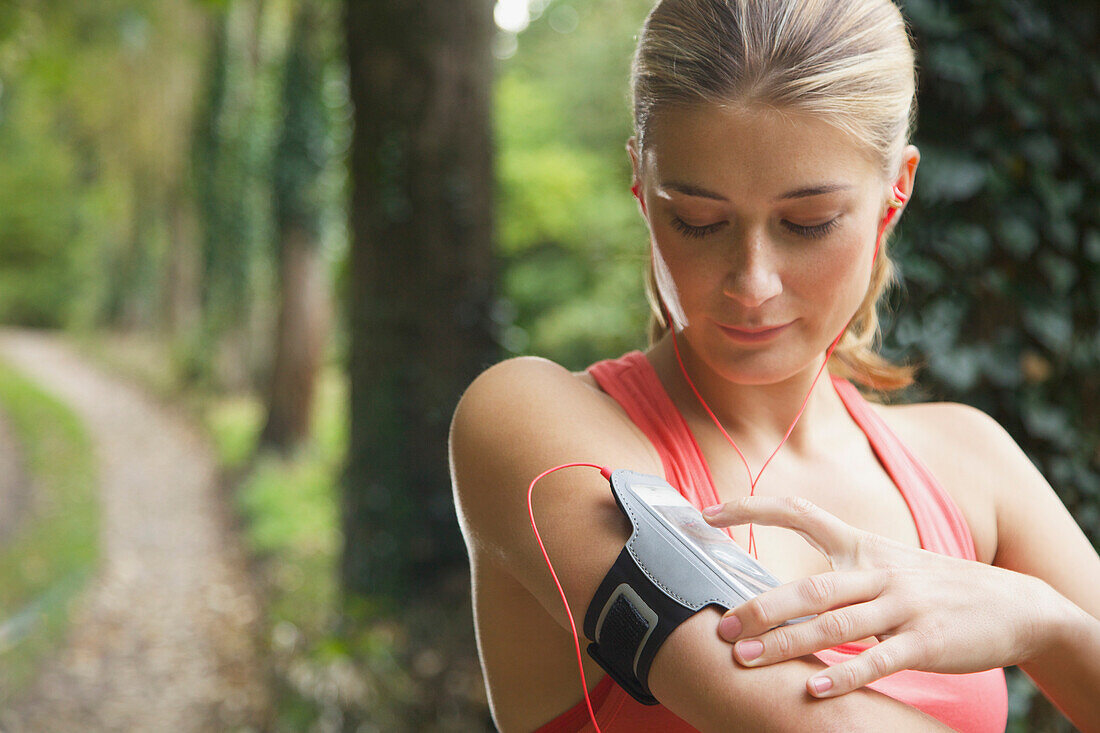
top-left (527, 185), bottom-right (908, 731)
top-left (666, 185), bottom-right (907, 557)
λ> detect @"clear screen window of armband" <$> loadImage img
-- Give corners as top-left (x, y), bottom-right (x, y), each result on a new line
top-left (584, 469), bottom-right (808, 705)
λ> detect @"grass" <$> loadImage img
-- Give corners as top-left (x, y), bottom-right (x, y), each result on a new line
top-left (207, 368), bottom-right (489, 731)
top-left (0, 357), bottom-right (97, 704)
top-left (213, 370), bottom-right (345, 627)
top-left (205, 368), bottom-right (355, 727)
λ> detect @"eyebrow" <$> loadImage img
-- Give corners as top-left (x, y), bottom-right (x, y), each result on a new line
top-left (660, 181), bottom-right (854, 201)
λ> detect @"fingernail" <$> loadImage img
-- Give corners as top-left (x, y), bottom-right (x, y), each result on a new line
top-left (810, 676), bottom-right (833, 695)
top-left (718, 614), bottom-right (742, 641)
top-left (702, 504), bottom-right (721, 516)
top-left (736, 639), bottom-right (763, 662)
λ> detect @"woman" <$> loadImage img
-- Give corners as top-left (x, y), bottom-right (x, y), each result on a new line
top-left (449, 0), bottom-right (1100, 730)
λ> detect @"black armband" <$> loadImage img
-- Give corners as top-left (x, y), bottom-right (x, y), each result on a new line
top-left (583, 469), bottom-right (805, 705)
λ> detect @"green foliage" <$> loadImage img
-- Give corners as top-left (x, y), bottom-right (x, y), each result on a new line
top-left (205, 393), bottom-right (266, 470)
top-left (193, 1), bottom-right (281, 328)
top-left (0, 86), bottom-right (83, 326)
top-left (0, 359), bottom-right (97, 702)
top-left (0, 6), bottom-right (18, 43)
top-left (208, 370), bottom-right (359, 727)
top-left (211, 366), bottom-right (487, 729)
top-left (493, 0), bottom-right (656, 368)
top-left (188, 0), bottom-right (347, 391)
top-left (272, 1), bottom-right (330, 243)
top-left (0, 1), bottom-right (211, 330)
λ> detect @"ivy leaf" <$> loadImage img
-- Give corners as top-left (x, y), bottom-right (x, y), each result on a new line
top-left (996, 216), bottom-right (1038, 259)
top-left (1022, 305), bottom-right (1074, 354)
top-left (917, 151), bottom-right (989, 203)
top-left (928, 346), bottom-right (981, 391)
top-left (1023, 404), bottom-right (1075, 450)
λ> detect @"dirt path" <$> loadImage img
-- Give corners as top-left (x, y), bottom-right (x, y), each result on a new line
top-left (0, 329), bottom-right (269, 732)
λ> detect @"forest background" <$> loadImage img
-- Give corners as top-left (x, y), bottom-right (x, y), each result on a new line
top-left (0, 0), bottom-right (1096, 730)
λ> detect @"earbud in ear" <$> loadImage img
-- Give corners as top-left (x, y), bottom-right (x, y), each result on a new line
top-left (889, 184), bottom-right (908, 207)
top-left (631, 183), bottom-right (647, 215)
top-left (880, 184), bottom-right (908, 232)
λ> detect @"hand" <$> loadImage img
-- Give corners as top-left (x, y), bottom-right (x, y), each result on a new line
top-left (702, 496), bottom-right (1070, 698)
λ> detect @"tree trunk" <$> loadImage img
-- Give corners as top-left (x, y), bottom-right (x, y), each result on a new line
top-left (165, 192), bottom-right (202, 338)
top-left (258, 0), bottom-right (333, 453)
top-left (342, 0), bottom-right (498, 603)
top-left (259, 224), bottom-right (330, 451)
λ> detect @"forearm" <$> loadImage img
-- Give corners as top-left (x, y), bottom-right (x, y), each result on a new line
top-left (650, 609), bottom-right (953, 732)
top-left (1021, 597), bottom-right (1100, 733)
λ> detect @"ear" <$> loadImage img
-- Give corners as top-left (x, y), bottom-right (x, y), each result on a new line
top-left (891, 144), bottom-right (920, 209)
top-left (626, 136), bottom-right (648, 217)
top-left (627, 136), bottom-right (641, 179)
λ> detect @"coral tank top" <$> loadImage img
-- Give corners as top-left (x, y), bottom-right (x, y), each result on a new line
top-left (535, 351), bottom-right (1007, 733)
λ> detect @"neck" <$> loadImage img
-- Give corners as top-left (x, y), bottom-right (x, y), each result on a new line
top-left (649, 332), bottom-right (848, 469)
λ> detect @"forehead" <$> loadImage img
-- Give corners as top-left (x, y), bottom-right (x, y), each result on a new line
top-left (642, 104), bottom-right (880, 201)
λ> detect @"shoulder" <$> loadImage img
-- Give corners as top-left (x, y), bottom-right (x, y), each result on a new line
top-left (872, 400), bottom-right (1026, 564)
top-left (875, 400), bottom-right (1026, 475)
top-left (450, 355), bottom-right (655, 464)
top-left (449, 355), bottom-right (661, 560)
top-left (877, 400), bottom-right (1016, 454)
top-left (451, 355), bottom-right (595, 419)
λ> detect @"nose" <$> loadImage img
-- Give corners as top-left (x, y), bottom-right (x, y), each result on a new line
top-left (721, 235), bottom-right (782, 308)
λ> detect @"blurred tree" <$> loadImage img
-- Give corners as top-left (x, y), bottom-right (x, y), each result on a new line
top-left (342, 0), bottom-right (497, 602)
top-left (191, 0), bottom-right (292, 389)
top-left (259, 0), bottom-right (333, 452)
top-left (0, 1), bottom-right (207, 330)
top-left (0, 83), bottom-right (82, 327)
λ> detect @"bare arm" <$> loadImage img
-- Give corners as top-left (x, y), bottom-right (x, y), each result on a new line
top-left (977, 405), bottom-right (1100, 731)
top-left (450, 357), bottom-right (952, 731)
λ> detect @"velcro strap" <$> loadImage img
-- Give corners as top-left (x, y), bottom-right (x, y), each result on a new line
top-left (584, 546), bottom-right (693, 705)
top-left (598, 593), bottom-right (651, 676)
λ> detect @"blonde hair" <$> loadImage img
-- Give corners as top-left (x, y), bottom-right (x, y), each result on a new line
top-left (633, 0), bottom-right (917, 391)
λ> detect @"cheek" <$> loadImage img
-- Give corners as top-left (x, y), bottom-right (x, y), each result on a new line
top-left (799, 231), bottom-right (875, 310)
top-left (650, 239), bottom-right (706, 330)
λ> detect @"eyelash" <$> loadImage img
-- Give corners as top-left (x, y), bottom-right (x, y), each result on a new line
top-left (782, 218), bottom-right (840, 239)
top-left (670, 217), bottom-right (724, 239)
top-left (669, 217), bottom-right (840, 240)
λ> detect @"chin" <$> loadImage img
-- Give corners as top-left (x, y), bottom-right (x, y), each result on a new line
top-left (722, 366), bottom-right (810, 387)
top-left (700, 318), bottom-right (841, 384)
top-left (704, 348), bottom-right (815, 387)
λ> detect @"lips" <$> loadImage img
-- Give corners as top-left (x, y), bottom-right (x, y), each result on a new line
top-left (714, 319), bottom-right (794, 344)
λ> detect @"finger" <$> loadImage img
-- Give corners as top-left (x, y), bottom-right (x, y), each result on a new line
top-left (805, 635), bottom-right (915, 698)
top-left (722, 570), bottom-right (886, 641)
top-left (732, 600), bottom-right (901, 668)
top-left (704, 496), bottom-right (861, 561)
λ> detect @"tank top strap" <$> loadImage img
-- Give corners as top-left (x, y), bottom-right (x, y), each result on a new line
top-left (829, 376), bottom-right (978, 561)
top-left (587, 350), bottom-right (721, 511)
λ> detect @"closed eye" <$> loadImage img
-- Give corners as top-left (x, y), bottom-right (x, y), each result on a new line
top-left (782, 218), bottom-right (840, 239)
top-left (670, 216), bottom-right (725, 239)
